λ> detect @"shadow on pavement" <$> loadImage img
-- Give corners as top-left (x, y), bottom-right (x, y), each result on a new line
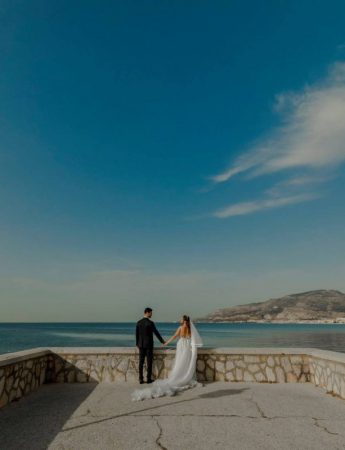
top-left (0, 383), bottom-right (97, 450)
top-left (61, 385), bottom-right (249, 434)
top-left (0, 383), bottom-right (249, 446)
top-left (198, 388), bottom-right (248, 399)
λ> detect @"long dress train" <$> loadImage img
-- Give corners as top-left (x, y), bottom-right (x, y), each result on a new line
top-left (131, 336), bottom-right (202, 401)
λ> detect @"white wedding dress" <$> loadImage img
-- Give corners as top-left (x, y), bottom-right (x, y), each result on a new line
top-left (131, 320), bottom-right (203, 401)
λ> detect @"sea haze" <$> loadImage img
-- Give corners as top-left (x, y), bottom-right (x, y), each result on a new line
top-left (1, 322), bottom-right (345, 355)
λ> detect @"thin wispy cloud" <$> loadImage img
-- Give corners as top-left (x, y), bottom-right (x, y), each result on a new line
top-left (264, 174), bottom-right (333, 198)
top-left (210, 61), bottom-right (345, 218)
top-left (213, 193), bottom-right (320, 218)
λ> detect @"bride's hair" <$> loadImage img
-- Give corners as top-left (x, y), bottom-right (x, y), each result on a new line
top-left (182, 315), bottom-right (191, 334)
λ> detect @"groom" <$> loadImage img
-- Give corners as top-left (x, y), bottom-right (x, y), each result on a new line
top-left (136, 307), bottom-right (165, 384)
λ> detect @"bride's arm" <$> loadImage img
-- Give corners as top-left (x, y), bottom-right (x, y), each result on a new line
top-left (162, 327), bottom-right (181, 346)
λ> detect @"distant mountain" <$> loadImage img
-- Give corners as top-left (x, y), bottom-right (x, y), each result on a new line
top-left (197, 290), bottom-right (345, 323)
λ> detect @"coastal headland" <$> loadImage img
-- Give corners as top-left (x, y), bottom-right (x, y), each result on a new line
top-left (197, 289), bottom-right (345, 323)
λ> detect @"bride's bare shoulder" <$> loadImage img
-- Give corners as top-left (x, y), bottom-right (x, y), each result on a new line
top-left (174, 326), bottom-right (182, 336)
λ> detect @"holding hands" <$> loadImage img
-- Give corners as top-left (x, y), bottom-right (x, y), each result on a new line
top-left (161, 327), bottom-right (181, 347)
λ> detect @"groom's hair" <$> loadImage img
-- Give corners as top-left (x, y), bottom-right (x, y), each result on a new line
top-left (144, 307), bottom-right (152, 313)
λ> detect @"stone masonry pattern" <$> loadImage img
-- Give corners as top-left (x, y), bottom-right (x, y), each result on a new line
top-left (1, 348), bottom-right (345, 409)
top-left (197, 353), bottom-right (310, 383)
top-left (0, 356), bottom-right (47, 408)
top-left (310, 356), bottom-right (345, 399)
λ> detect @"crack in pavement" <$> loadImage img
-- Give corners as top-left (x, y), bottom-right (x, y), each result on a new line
top-left (312, 418), bottom-right (339, 436)
top-left (132, 413), bottom-right (309, 419)
top-left (137, 413), bottom-right (258, 419)
top-left (152, 416), bottom-right (168, 450)
top-left (69, 411), bottom-right (331, 422)
top-left (72, 389), bottom-right (116, 420)
top-left (61, 395), bottom-right (200, 432)
top-left (248, 394), bottom-right (267, 418)
top-left (60, 389), bottom-right (342, 441)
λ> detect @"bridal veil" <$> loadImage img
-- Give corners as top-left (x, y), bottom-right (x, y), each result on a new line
top-left (131, 319), bottom-right (203, 401)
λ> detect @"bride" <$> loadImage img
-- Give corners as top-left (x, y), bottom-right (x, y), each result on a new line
top-left (131, 315), bottom-right (203, 401)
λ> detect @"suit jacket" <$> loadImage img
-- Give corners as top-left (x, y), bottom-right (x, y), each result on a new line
top-left (136, 317), bottom-right (164, 348)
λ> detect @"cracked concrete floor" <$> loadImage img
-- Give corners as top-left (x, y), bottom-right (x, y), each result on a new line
top-left (1, 382), bottom-right (345, 450)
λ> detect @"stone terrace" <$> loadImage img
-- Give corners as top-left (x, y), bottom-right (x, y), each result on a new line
top-left (2, 347), bottom-right (345, 449)
top-left (2, 381), bottom-right (345, 449)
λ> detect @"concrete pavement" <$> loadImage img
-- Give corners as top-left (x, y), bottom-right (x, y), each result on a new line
top-left (1, 381), bottom-right (345, 449)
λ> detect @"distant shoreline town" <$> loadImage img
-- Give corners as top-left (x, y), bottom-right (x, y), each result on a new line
top-left (196, 319), bottom-right (345, 324)
top-left (196, 289), bottom-right (345, 324)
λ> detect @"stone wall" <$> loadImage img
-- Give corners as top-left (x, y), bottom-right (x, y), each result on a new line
top-left (47, 347), bottom-right (311, 384)
top-left (1, 347), bottom-right (345, 409)
top-left (48, 348), bottom-right (176, 383)
top-left (0, 349), bottom-right (49, 408)
top-left (197, 351), bottom-right (310, 383)
top-left (308, 349), bottom-right (345, 399)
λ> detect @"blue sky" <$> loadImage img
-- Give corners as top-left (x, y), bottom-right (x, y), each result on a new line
top-left (1, 1), bottom-right (345, 321)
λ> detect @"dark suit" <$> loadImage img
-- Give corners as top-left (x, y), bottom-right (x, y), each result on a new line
top-left (136, 317), bottom-right (164, 382)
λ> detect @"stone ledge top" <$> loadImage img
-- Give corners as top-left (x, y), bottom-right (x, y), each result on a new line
top-left (0, 348), bottom-right (51, 368)
top-left (47, 346), bottom-right (315, 355)
top-left (1, 347), bottom-right (345, 366)
top-left (307, 348), bottom-right (345, 364)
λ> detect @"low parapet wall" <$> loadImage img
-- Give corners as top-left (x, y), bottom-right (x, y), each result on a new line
top-left (0, 348), bottom-right (49, 408)
top-left (1, 347), bottom-right (345, 408)
top-left (308, 349), bottom-right (345, 398)
top-left (47, 347), bottom-right (310, 384)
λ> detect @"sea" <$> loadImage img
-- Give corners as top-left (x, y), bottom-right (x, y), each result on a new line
top-left (1, 322), bottom-right (345, 356)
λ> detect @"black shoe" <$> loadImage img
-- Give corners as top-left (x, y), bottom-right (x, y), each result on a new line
top-left (147, 379), bottom-right (154, 384)
top-left (139, 380), bottom-right (144, 384)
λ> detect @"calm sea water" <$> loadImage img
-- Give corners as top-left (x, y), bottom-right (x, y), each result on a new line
top-left (1, 322), bottom-right (345, 355)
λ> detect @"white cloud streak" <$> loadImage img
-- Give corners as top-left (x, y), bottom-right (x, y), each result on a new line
top-left (211, 61), bottom-right (345, 218)
top-left (213, 193), bottom-right (320, 218)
